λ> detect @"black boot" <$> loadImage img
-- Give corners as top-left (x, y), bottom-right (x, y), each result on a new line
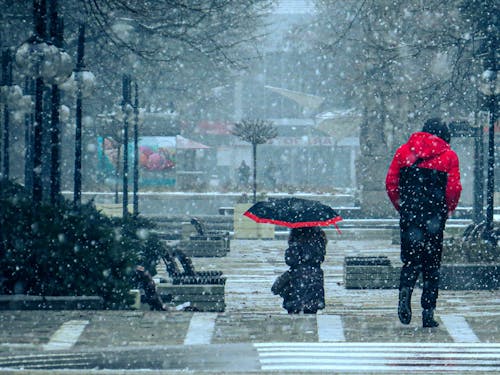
top-left (422, 309), bottom-right (439, 328)
top-left (398, 287), bottom-right (412, 325)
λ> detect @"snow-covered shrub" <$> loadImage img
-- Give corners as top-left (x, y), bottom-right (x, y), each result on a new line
top-left (0, 180), bottom-right (148, 309)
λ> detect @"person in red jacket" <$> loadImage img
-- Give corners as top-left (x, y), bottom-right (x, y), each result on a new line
top-left (385, 118), bottom-right (462, 328)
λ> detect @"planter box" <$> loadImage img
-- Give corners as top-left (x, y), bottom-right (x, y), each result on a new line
top-left (344, 256), bottom-right (500, 290)
top-left (233, 203), bottom-right (275, 239)
top-left (0, 295), bottom-right (104, 310)
top-left (156, 284), bottom-right (225, 312)
top-left (440, 264), bottom-right (500, 290)
top-left (344, 256), bottom-right (399, 289)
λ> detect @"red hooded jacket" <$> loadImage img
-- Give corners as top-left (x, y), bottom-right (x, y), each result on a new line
top-left (385, 132), bottom-right (462, 213)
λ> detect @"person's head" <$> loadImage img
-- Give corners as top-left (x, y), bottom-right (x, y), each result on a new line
top-left (422, 117), bottom-right (451, 144)
top-left (289, 226), bottom-right (327, 248)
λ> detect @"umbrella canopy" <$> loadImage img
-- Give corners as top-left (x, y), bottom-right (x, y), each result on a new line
top-left (243, 197), bottom-right (342, 229)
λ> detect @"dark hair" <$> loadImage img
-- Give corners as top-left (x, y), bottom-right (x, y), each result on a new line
top-left (289, 227), bottom-right (327, 248)
top-left (422, 118), bottom-right (451, 143)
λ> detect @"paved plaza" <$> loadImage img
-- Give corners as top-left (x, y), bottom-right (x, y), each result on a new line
top-left (0, 232), bottom-right (499, 373)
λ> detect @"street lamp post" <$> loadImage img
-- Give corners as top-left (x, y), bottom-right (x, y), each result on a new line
top-left (133, 81), bottom-right (139, 217)
top-left (473, 123), bottom-right (484, 224)
top-left (475, 18), bottom-right (498, 251)
top-left (24, 77), bottom-right (34, 192)
top-left (121, 75), bottom-right (132, 219)
top-left (74, 24), bottom-right (85, 207)
top-left (0, 57), bottom-right (32, 182)
top-left (482, 67), bottom-right (498, 249)
top-left (15, 0), bottom-right (72, 204)
top-left (48, 0), bottom-right (71, 204)
top-left (98, 89), bottom-right (142, 215)
top-left (1, 49), bottom-right (13, 179)
top-left (59, 24), bottom-right (95, 207)
top-left (31, 0), bottom-right (46, 204)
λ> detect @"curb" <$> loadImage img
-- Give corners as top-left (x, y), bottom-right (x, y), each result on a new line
top-left (0, 295), bottom-right (104, 310)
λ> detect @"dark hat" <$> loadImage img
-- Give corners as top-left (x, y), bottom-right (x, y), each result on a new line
top-left (422, 118), bottom-right (451, 143)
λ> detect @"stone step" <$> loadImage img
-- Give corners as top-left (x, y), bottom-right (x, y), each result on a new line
top-left (147, 216), bottom-right (470, 240)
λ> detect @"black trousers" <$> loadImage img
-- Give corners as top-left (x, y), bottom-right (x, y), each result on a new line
top-left (399, 215), bottom-right (446, 310)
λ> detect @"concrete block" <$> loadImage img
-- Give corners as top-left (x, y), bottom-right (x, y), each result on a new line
top-left (156, 284), bottom-right (225, 295)
top-left (344, 256), bottom-right (500, 290)
top-left (156, 284), bottom-right (225, 312)
top-left (233, 204), bottom-right (275, 239)
top-left (344, 265), bottom-right (399, 289)
top-left (129, 289), bottom-right (141, 310)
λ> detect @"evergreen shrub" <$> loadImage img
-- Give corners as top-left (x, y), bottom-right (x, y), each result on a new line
top-left (0, 180), bottom-right (163, 309)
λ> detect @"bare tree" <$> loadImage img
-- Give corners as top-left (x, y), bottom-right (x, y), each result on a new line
top-left (310, 0), bottom-right (496, 145)
top-left (232, 119), bottom-right (277, 202)
top-left (1, 0), bottom-right (276, 115)
top-left (287, 0), bottom-right (498, 215)
top-left (63, 0), bottom-right (276, 112)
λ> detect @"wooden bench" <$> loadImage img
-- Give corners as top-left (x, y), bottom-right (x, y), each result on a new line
top-left (178, 217), bottom-right (230, 257)
top-left (159, 247), bottom-right (226, 312)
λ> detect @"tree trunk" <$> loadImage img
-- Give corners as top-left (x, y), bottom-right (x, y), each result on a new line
top-left (252, 143), bottom-right (257, 203)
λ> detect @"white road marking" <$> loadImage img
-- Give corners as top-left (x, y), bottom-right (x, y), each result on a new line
top-left (316, 315), bottom-right (345, 342)
top-left (184, 313), bottom-right (217, 345)
top-left (254, 342), bottom-right (500, 372)
top-left (42, 320), bottom-right (89, 351)
top-left (441, 314), bottom-right (480, 343)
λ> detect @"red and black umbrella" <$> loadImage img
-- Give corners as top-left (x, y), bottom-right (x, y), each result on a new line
top-left (243, 197), bottom-right (342, 230)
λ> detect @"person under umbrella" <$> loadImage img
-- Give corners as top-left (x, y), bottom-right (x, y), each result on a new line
top-left (272, 226), bottom-right (327, 314)
top-left (245, 197), bottom-right (340, 313)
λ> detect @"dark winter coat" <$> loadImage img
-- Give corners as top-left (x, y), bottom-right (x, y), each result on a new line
top-left (282, 241), bottom-right (325, 313)
top-left (385, 131), bottom-right (462, 217)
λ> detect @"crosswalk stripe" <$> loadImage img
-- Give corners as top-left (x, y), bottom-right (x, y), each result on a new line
top-left (261, 364), bottom-right (500, 372)
top-left (254, 343), bottom-right (500, 372)
top-left (440, 314), bottom-right (480, 343)
top-left (261, 358), bottom-right (500, 365)
top-left (184, 313), bottom-right (217, 345)
top-left (316, 315), bottom-right (345, 342)
top-left (43, 320), bottom-right (89, 351)
top-left (258, 352), bottom-right (500, 359)
top-left (254, 342), bottom-right (500, 352)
